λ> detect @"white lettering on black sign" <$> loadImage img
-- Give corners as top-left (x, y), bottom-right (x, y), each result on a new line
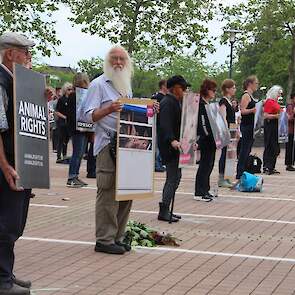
top-left (18, 100), bottom-right (47, 140)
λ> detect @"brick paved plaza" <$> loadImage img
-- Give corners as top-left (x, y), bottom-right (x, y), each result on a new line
top-left (16, 147), bottom-right (295, 295)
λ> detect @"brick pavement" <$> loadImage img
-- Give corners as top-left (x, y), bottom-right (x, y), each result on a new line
top-left (14, 147), bottom-right (295, 295)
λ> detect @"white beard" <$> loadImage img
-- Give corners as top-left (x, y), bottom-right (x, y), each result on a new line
top-left (104, 66), bottom-right (132, 97)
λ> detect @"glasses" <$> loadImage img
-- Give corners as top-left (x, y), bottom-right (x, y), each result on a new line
top-left (110, 55), bottom-right (127, 62)
top-left (209, 89), bottom-right (217, 92)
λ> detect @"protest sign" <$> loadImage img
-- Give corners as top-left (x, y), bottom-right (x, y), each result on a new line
top-left (179, 92), bottom-right (200, 167)
top-left (224, 123), bottom-right (239, 181)
top-left (115, 98), bottom-right (155, 201)
top-left (205, 102), bottom-right (230, 149)
top-left (254, 100), bottom-right (264, 136)
top-left (279, 108), bottom-right (289, 143)
top-left (14, 64), bottom-right (49, 189)
top-left (76, 87), bottom-right (95, 132)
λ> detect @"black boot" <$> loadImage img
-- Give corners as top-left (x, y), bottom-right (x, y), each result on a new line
top-left (158, 202), bottom-right (179, 222)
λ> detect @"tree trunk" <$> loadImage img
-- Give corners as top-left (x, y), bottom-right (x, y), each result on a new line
top-left (127, 1), bottom-right (142, 54)
top-left (287, 37), bottom-right (295, 100)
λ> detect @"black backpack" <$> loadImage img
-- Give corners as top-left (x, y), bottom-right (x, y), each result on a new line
top-left (246, 154), bottom-right (262, 174)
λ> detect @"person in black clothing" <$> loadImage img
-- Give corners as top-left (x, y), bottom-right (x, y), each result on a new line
top-left (194, 79), bottom-right (218, 202)
top-left (66, 73), bottom-right (90, 187)
top-left (218, 79), bottom-right (237, 188)
top-left (236, 75), bottom-right (258, 180)
top-left (158, 75), bottom-right (190, 222)
top-left (285, 93), bottom-right (295, 171)
top-left (0, 32), bottom-right (37, 295)
top-left (153, 79), bottom-right (167, 172)
top-left (55, 82), bottom-right (73, 163)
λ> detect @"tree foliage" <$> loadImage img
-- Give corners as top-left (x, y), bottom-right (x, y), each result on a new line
top-left (77, 57), bottom-right (104, 80)
top-left (33, 64), bottom-right (75, 87)
top-left (0, 0), bottom-right (61, 56)
top-left (221, 0), bottom-right (295, 97)
top-left (65, 0), bottom-right (215, 56)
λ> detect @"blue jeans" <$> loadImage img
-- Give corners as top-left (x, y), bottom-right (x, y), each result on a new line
top-left (68, 133), bottom-right (88, 179)
top-left (236, 124), bottom-right (254, 179)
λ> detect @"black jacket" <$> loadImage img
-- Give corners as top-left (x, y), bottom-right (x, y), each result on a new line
top-left (158, 93), bottom-right (182, 164)
top-left (0, 65), bottom-right (14, 166)
top-left (197, 98), bottom-right (215, 148)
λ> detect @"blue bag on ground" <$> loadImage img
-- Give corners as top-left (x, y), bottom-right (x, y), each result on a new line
top-left (238, 172), bottom-right (263, 192)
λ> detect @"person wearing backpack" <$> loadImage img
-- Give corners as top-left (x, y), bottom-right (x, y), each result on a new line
top-left (263, 86), bottom-right (282, 175)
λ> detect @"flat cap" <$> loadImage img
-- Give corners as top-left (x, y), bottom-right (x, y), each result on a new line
top-left (0, 32), bottom-right (35, 50)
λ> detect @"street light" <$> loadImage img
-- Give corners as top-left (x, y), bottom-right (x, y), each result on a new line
top-left (224, 29), bottom-right (243, 79)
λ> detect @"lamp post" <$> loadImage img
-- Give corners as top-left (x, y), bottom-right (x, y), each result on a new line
top-left (224, 29), bottom-right (242, 78)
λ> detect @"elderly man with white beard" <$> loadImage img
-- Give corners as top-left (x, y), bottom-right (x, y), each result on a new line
top-left (84, 45), bottom-right (134, 255)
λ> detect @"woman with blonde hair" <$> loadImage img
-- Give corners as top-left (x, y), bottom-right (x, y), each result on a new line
top-left (236, 75), bottom-right (258, 180)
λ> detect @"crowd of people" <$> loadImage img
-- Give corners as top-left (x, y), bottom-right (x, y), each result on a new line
top-left (0, 31), bottom-right (295, 295)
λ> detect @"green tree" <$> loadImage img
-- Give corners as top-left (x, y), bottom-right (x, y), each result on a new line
top-left (33, 64), bottom-right (75, 87)
top-left (0, 0), bottom-right (61, 56)
top-left (159, 54), bottom-right (209, 92)
top-left (78, 57), bottom-right (104, 80)
top-left (221, 0), bottom-right (295, 97)
top-left (65, 0), bottom-right (215, 56)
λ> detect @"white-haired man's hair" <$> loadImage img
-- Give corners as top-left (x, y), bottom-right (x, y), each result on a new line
top-left (266, 85), bottom-right (283, 100)
top-left (61, 82), bottom-right (73, 96)
top-left (103, 45), bottom-right (133, 97)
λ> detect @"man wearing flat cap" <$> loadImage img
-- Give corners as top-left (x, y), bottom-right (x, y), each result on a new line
top-left (158, 75), bottom-right (190, 222)
top-left (0, 32), bottom-right (35, 295)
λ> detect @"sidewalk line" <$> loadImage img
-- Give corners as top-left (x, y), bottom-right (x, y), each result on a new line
top-left (20, 236), bottom-right (295, 264)
top-left (131, 210), bottom-right (295, 225)
top-left (30, 204), bottom-right (68, 208)
top-left (82, 186), bottom-right (295, 202)
top-left (154, 190), bottom-right (295, 202)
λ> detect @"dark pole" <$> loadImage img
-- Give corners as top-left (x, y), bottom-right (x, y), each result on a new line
top-left (229, 40), bottom-right (234, 78)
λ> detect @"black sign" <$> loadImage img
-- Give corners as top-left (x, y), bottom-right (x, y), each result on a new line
top-left (14, 64), bottom-right (50, 189)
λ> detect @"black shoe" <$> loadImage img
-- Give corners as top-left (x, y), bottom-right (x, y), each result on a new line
top-left (86, 173), bottom-right (96, 179)
top-left (116, 241), bottom-right (131, 252)
top-left (193, 194), bottom-right (213, 202)
top-left (155, 167), bottom-right (166, 172)
top-left (158, 202), bottom-right (179, 222)
top-left (208, 192), bottom-right (217, 198)
top-left (263, 168), bottom-right (274, 175)
top-left (76, 178), bottom-right (88, 186)
top-left (272, 169), bottom-right (280, 174)
top-left (12, 277), bottom-right (31, 289)
top-left (286, 165), bottom-right (295, 171)
top-left (56, 158), bottom-right (63, 164)
top-left (94, 242), bottom-right (125, 254)
top-left (66, 178), bottom-right (83, 188)
top-left (0, 283), bottom-right (30, 294)
top-left (172, 214), bottom-right (181, 219)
